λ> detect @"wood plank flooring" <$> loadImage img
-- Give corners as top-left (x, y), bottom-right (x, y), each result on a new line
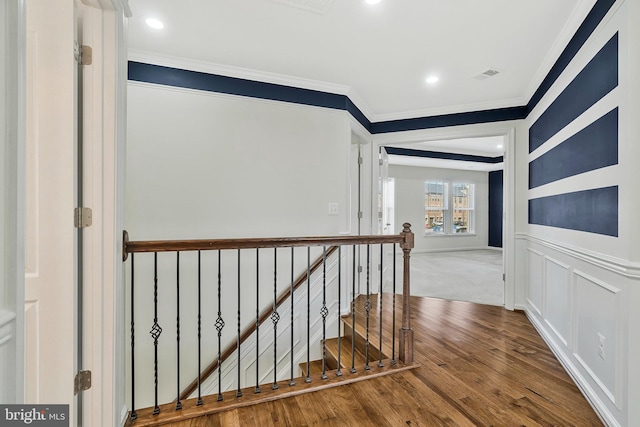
top-left (156, 295), bottom-right (604, 426)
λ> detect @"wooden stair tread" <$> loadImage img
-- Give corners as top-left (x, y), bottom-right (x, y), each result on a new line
top-left (299, 360), bottom-right (324, 377)
top-left (324, 337), bottom-right (372, 371)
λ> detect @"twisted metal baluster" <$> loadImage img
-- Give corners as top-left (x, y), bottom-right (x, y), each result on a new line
top-left (350, 245), bottom-right (356, 374)
top-left (236, 249), bottom-right (243, 398)
top-left (378, 244), bottom-right (384, 368)
top-left (151, 253), bottom-right (162, 415)
top-left (215, 251), bottom-right (225, 401)
top-left (336, 246), bottom-right (342, 377)
top-left (289, 247), bottom-right (296, 386)
top-left (255, 249), bottom-right (261, 394)
top-left (364, 244), bottom-right (371, 371)
top-left (320, 246), bottom-right (328, 380)
top-left (129, 253), bottom-right (137, 421)
top-left (197, 251), bottom-right (203, 405)
top-left (391, 247), bottom-right (397, 365)
top-left (305, 247), bottom-right (311, 383)
top-left (272, 248), bottom-right (280, 390)
top-left (175, 252), bottom-right (183, 410)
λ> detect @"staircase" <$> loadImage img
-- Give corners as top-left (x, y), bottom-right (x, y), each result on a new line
top-left (300, 313), bottom-right (386, 377)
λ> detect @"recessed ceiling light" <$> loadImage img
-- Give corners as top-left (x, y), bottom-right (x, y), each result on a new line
top-left (497, 144), bottom-right (504, 149)
top-left (365, 0), bottom-right (382, 4)
top-left (144, 17), bottom-right (164, 30)
top-left (425, 76), bottom-right (439, 84)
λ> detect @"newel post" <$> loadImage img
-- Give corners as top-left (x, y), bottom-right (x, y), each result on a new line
top-left (399, 223), bottom-right (414, 364)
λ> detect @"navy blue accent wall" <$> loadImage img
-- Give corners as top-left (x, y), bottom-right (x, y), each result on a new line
top-left (370, 107), bottom-right (527, 134)
top-left (527, 0), bottom-right (617, 112)
top-left (529, 33), bottom-right (618, 153)
top-left (128, 61), bottom-right (351, 113)
top-left (528, 186), bottom-right (618, 237)
top-left (385, 147), bottom-right (503, 164)
top-left (488, 170), bottom-right (503, 248)
top-left (529, 108), bottom-right (618, 189)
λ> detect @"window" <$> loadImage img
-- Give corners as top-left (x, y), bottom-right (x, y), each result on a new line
top-left (425, 181), bottom-right (475, 235)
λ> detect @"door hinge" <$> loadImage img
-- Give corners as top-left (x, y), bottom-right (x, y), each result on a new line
top-left (503, 273), bottom-right (506, 281)
top-left (74, 207), bottom-right (93, 228)
top-left (74, 41), bottom-right (93, 65)
top-left (378, 211), bottom-right (383, 219)
top-left (358, 266), bottom-right (363, 273)
top-left (74, 370), bottom-right (91, 395)
top-left (358, 211), bottom-right (363, 219)
top-left (379, 158), bottom-right (384, 166)
top-left (358, 156), bottom-right (363, 165)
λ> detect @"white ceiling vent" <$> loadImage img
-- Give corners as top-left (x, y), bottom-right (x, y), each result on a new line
top-left (272, 0), bottom-right (336, 14)
top-left (474, 69), bottom-right (501, 80)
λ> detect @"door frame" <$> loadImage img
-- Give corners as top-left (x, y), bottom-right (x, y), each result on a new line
top-left (372, 124), bottom-right (516, 310)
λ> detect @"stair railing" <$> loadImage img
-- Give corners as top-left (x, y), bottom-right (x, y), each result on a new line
top-left (122, 223), bottom-right (414, 422)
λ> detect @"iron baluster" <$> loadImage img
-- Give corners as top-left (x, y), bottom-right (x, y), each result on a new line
top-left (129, 253), bottom-right (137, 421)
top-left (151, 253), bottom-right (162, 415)
top-left (305, 247), bottom-right (311, 383)
top-left (255, 249), bottom-right (261, 394)
top-left (336, 246), bottom-right (342, 377)
top-left (320, 246), bottom-right (328, 380)
top-left (272, 248), bottom-right (280, 390)
top-left (351, 245), bottom-right (356, 374)
top-left (364, 244), bottom-right (371, 371)
top-left (378, 244), bottom-right (384, 368)
top-left (175, 252), bottom-right (182, 410)
top-left (236, 249), bottom-right (242, 398)
top-left (197, 251), bottom-right (203, 405)
top-left (289, 247), bottom-right (296, 386)
top-left (392, 248), bottom-right (397, 365)
top-left (215, 251), bottom-right (224, 401)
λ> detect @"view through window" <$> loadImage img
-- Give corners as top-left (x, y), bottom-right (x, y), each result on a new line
top-left (425, 181), bottom-right (475, 234)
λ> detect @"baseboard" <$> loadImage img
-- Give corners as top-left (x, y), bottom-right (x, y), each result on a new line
top-left (524, 309), bottom-right (621, 427)
top-left (119, 405), bottom-right (129, 427)
top-left (410, 246), bottom-right (496, 255)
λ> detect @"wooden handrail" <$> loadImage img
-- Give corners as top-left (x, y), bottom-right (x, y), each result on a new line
top-left (178, 245), bottom-right (339, 401)
top-left (122, 232), bottom-right (408, 260)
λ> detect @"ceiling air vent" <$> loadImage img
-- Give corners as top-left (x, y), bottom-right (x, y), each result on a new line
top-left (272, 0), bottom-right (336, 14)
top-left (474, 69), bottom-right (501, 80)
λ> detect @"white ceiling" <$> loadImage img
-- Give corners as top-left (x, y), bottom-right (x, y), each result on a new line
top-left (127, 0), bottom-right (596, 123)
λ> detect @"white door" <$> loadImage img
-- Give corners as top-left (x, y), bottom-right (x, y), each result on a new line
top-left (24, 0), bottom-right (77, 422)
top-left (377, 147), bottom-right (396, 293)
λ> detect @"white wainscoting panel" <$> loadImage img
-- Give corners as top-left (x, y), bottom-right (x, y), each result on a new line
top-left (574, 270), bottom-right (620, 406)
top-left (527, 249), bottom-right (544, 315)
top-left (544, 256), bottom-right (571, 346)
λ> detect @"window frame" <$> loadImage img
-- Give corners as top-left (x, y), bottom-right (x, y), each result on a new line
top-left (424, 181), bottom-right (476, 236)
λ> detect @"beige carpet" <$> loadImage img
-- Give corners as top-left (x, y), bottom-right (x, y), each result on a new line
top-left (400, 249), bottom-right (504, 306)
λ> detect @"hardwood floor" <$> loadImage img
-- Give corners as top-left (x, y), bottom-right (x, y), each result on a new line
top-left (156, 295), bottom-right (604, 426)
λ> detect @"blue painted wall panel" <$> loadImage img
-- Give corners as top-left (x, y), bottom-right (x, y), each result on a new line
top-left (529, 108), bottom-right (618, 189)
top-left (528, 186), bottom-right (618, 237)
top-left (128, 61), bottom-right (349, 112)
top-left (488, 170), bottom-right (503, 248)
top-left (385, 147), bottom-right (503, 164)
top-left (529, 33), bottom-right (618, 153)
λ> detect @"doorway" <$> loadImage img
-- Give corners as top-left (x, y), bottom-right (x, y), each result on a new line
top-left (374, 129), bottom-right (515, 308)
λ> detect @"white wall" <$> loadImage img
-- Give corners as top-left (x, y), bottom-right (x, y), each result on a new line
top-left (389, 164), bottom-right (489, 253)
top-left (126, 82), bottom-right (351, 240)
top-left (514, 2), bottom-right (640, 426)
